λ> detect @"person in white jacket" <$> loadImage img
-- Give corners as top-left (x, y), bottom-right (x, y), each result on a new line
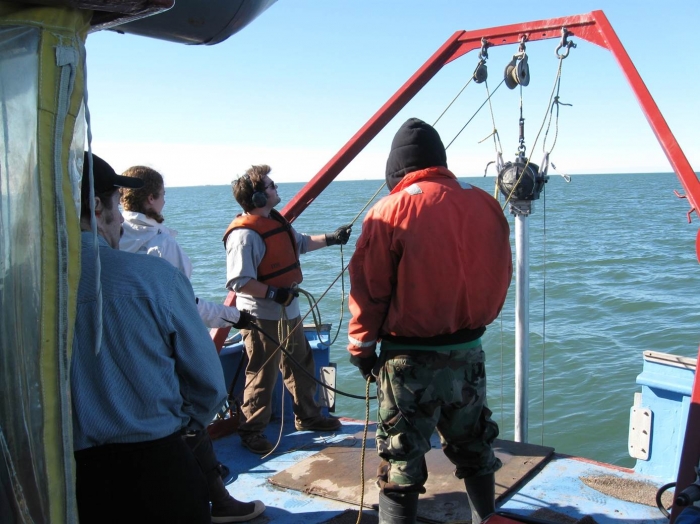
top-left (120, 165), bottom-right (243, 329)
top-left (119, 165), bottom-right (264, 523)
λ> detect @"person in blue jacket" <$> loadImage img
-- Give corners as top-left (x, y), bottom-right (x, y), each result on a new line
top-left (72, 153), bottom-right (263, 523)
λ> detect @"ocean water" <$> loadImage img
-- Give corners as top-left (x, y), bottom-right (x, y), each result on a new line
top-left (164, 173), bottom-right (699, 468)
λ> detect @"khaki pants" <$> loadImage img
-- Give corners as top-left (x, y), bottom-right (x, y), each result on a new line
top-left (238, 316), bottom-right (321, 436)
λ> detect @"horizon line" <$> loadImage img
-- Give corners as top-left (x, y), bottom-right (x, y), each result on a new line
top-left (166, 171), bottom-right (680, 189)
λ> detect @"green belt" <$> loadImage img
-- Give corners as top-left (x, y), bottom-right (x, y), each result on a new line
top-left (380, 337), bottom-right (482, 352)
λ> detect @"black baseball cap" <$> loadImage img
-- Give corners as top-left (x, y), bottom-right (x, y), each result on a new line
top-left (82, 152), bottom-right (144, 195)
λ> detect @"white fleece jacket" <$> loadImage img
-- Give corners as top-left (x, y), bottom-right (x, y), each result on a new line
top-left (120, 211), bottom-right (240, 328)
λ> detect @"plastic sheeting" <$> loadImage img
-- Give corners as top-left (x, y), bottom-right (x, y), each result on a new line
top-left (0, 6), bottom-right (89, 521)
top-left (0, 25), bottom-right (45, 523)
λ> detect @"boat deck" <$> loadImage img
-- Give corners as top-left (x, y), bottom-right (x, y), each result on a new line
top-left (212, 419), bottom-right (671, 523)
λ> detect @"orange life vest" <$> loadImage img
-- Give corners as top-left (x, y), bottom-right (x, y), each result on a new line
top-left (223, 209), bottom-right (303, 287)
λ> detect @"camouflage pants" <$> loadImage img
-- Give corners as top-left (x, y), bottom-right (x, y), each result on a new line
top-left (375, 343), bottom-right (501, 494)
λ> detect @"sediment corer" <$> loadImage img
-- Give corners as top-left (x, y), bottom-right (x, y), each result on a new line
top-left (497, 155), bottom-right (546, 202)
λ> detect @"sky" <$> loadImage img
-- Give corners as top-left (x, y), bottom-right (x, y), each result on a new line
top-left (85, 0), bottom-right (700, 187)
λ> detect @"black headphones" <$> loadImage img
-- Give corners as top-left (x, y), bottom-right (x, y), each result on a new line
top-left (242, 174), bottom-right (267, 208)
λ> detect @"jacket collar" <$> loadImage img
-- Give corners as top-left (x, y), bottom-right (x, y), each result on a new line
top-left (390, 166), bottom-right (456, 195)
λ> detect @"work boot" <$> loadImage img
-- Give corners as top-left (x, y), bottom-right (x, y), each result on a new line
top-left (210, 476), bottom-right (266, 523)
top-left (378, 491), bottom-right (419, 524)
top-left (463, 472), bottom-right (496, 524)
top-left (295, 415), bottom-right (342, 432)
top-left (240, 433), bottom-right (274, 455)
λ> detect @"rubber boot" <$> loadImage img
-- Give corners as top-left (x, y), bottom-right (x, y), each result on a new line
top-left (463, 472), bottom-right (496, 524)
top-left (378, 491), bottom-right (419, 524)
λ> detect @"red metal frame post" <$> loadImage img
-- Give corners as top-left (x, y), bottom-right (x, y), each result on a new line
top-left (670, 348), bottom-right (700, 523)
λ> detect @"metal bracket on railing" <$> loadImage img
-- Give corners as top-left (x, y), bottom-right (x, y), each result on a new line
top-left (674, 189), bottom-right (696, 224)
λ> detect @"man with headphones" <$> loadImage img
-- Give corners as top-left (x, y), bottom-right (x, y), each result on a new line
top-left (223, 164), bottom-right (352, 454)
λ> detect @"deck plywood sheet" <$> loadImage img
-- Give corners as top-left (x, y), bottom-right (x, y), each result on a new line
top-left (270, 433), bottom-right (553, 523)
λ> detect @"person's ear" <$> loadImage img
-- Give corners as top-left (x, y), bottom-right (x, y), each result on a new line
top-left (93, 196), bottom-right (104, 217)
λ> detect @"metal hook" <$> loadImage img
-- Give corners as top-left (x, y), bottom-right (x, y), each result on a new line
top-left (479, 37), bottom-right (491, 61)
top-left (550, 162), bottom-right (571, 182)
top-left (674, 189), bottom-right (696, 223)
top-left (555, 27), bottom-right (576, 58)
top-left (484, 152), bottom-right (506, 177)
top-left (496, 151), bottom-right (504, 173)
top-left (518, 35), bottom-right (528, 54)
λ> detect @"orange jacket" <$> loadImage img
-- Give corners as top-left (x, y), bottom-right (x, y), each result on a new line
top-left (347, 167), bottom-right (512, 357)
top-left (223, 210), bottom-right (303, 287)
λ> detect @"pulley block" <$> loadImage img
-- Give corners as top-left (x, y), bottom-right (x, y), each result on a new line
top-left (473, 60), bottom-right (488, 83)
top-left (504, 53), bottom-right (529, 89)
top-left (497, 155), bottom-right (546, 201)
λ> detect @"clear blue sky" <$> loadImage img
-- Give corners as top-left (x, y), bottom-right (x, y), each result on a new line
top-left (85, 0), bottom-right (699, 187)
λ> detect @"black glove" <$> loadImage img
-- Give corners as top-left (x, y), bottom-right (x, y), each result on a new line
top-left (220, 310), bottom-right (255, 330)
top-left (231, 310), bottom-right (255, 330)
top-left (325, 224), bottom-right (352, 246)
top-left (266, 285), bottom-right (298, 307)
top-left (349, 352), bottom-right (378, 383)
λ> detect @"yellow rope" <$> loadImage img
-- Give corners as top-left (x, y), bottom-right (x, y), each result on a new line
top-left (355, 376), bottom-right (372, 524)
top-left (262, 381), bottom-right (285, 460)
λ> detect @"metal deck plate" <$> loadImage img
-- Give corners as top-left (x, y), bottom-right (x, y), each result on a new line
top-left (269, 431), bottom-right (554, 523)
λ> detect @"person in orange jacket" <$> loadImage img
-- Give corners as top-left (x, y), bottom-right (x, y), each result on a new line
top-left (347, 118), bottom-right (513, 524)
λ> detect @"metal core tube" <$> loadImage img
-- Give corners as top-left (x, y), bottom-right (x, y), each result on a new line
top-left (513, 205), bottom-right (530, 443)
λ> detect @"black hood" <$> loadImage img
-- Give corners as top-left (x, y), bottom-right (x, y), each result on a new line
top-left (385, 118), bottom-right (447, 184)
